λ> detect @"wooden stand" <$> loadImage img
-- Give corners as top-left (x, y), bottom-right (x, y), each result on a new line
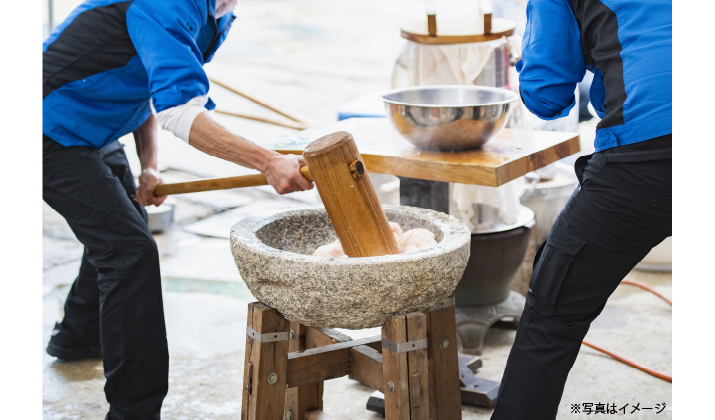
top-left (303, 131), bottom-right (400, 257)
top-left (240, 298), bottom-right (463, 420)
top-left (401, 0), bottom-right (515, 46)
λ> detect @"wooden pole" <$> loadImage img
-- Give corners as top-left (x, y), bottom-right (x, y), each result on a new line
top-left (284, 321), bottom-right (324, 420)
top-left (213, 109), bottom-right (312, 130)
top-left (481, 0), bottom-right (493, 35)
top-left (303, 131), bottom-right (400, 258)
top-left (427, 14), bottom-right (437, 36)
top-left (405, 313), bottom-right (430, 419)
top-left (425, 298), bottom-right (462, 420)
top-left (241, 303), bottom-right (290, 420)
top-left (209, 77), bottom-right (306, 124)
top-left (382, 315), bottom-right (410, 420)
top-left (153, 166), bottom-right (313, 196)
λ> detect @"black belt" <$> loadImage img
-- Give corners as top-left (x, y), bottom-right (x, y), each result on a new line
top-left (43, 134), bottom-right (124, 157)
top-left (606, 133), bottom-right (672, 163)
top-left (98, 140), bottom-right (124, 156)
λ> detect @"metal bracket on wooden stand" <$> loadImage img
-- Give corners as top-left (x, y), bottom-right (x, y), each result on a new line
top-left (246, 326), bottom-right (290, 343)
top-left (381, 338), bottom-right (429, 353)
top-left (429, 296), bottom-right (455, 312)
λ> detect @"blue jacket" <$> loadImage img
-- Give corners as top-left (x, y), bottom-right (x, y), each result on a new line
top-left (43, 0), bottom-right (235, 149)
top-left (517, 0), bottom-right (672, 152)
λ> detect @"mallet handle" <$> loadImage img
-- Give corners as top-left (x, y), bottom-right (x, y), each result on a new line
top-left (153, 166), bottom-right (313, 196)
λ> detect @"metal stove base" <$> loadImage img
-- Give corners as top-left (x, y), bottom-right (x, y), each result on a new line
top-left (455, 291), bottom-right (526, 355)
top-left (365, 353), bottom-right (501, 413)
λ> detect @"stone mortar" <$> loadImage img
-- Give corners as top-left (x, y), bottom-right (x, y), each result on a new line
top-left (230, 205), bottom-right (471, 329)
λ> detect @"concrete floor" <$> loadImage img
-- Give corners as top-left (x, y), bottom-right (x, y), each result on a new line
top-left (43, 1), bottom-right (671, 418)
top-left (42, 223), bottom-right (673, 420)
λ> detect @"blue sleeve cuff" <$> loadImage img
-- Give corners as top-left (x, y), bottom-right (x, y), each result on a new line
top-left (520, 85), bottom-right (576, 121)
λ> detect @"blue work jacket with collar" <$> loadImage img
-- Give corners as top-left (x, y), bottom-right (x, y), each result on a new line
top-left (43, 0), bottom-right (235, 149)
top-left (517, 0), bottom-right (672, 152)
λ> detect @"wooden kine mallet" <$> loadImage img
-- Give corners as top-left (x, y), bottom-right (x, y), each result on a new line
top-left (153, 166), bottom-right (313, 196)
top-left (303, 131), bottom-right (400, 257)
top-left (154, 131), bottom-right (400, 258)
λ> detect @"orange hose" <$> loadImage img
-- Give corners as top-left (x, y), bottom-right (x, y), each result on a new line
top-left (581, 278), bottom-right (672, 383)
top-left (620, 278), bottom-right (672, 306)
top-left (581, 340), bottom-right (672, 383)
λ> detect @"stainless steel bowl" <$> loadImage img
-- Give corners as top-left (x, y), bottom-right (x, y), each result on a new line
top-left (380, 85), bottom-right (518, 151)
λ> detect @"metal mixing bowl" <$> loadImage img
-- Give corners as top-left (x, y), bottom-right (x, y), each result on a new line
top-left (380, 85), bottom-right (518, 151)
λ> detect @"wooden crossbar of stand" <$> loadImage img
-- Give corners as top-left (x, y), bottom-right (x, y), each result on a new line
top-left (240, 299), bottom-right (463, 420)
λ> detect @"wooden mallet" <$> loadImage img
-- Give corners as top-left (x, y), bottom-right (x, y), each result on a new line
top-left (153, 131), bottom-right (399, 258)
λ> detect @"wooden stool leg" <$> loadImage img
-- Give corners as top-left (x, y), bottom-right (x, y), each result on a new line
top-left (383, 315), bottom-right (410, 420)
top-left (285, 321), bottom-right (324, 420)
top-left (426, 302), bottom-right (463, 420)
top-left (405, 313), bottom-right (430, 420)
top-left (241, 302), bottom-right (290, 420)
top-left (382, 313), bottom-right (431, 420)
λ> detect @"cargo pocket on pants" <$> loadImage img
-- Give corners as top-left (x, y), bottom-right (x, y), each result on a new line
top-left (529, 221), bottom-right (589, 313)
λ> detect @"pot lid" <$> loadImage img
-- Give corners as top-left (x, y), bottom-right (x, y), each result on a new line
top-left (472, 205), bottom-right (534, 234)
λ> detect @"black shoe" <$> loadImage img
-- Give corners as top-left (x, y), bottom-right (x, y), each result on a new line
top-left (46, 322), bottom-right (102, 361)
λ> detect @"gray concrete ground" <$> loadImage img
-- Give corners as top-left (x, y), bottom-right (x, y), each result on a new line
top-left (43, 1), bottom-right (671, 418)
top-left (42, 212), bottom-right (673, 420)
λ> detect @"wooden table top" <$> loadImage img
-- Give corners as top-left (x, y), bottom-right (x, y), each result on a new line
top-left (265, 118), bottom-right (580, 187)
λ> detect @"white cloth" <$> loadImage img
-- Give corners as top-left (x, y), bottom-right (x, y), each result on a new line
top-left (150, 95), bottom-right (208, 144)
top-left (391, 37), bottom-right (507, 87)
top-left (449, 178), bottom-right (525, 232)
top-left (215, 0), bottom-right (237, 18)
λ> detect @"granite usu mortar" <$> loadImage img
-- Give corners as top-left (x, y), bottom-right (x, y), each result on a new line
top-left (230, 205), bottom-right (471, 329)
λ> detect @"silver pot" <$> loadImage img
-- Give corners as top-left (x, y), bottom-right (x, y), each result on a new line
top-left (520, 163), bottom-right (578, 245)
top-left (146, 204), bottom-right (174, 233)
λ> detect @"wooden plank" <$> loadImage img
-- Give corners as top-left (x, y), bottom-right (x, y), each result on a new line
top-left (427, 13), bottom-right (437, 36)
top-left (240, 304), bottom-right (255, 419)
top-left (291, 322), bottom-right (309, 352)
top-left (382, 315), bottom-right (410, 420)
top-left (285, 322), bottom-right (322, 420)
top-left (241, 303), bottom-right (290, 420)
top-left (303, 132), bottom-right (401, 257)
top-left (286, 336), bottom-right (381, 388)
top-left (400, 17), bottom-right (515, 44)
top-left (349, 345), bottom-right (384, 393)
top-left (289, 325), bottom-right (355, 419)
top-left (306, 327), bottom-right (353, 348)
top-left (305, 409), bottom-right (336, 420)
top-left (426, 302), bottom-right (463, 420)
top-left (364, 340), bottom-right (382, 353)
top-left (405, 313), bottom-right (430, 419)
top-left (266, 117), bottom-right (579, 187)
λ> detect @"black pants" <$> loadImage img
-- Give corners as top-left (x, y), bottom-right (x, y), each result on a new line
top-left (43, 136), bottom-right (168, 420)
top-left (491, 141), bottom-right (672, 420)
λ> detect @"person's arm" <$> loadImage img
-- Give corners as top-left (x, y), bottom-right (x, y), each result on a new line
top-left (516, 0), bottom-right (586, 120)
top-left (133, 114), bottom-right (167, 207)
top-left (188, 113), bottom-right (313, 194)
top-left (126, 0), bottom-right (313, 195)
